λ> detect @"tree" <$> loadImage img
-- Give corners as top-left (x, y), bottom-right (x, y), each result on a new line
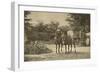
top-left (66, 13), bottom-right (90, 46)
top-left (66, 13), bottom-right (90, 32)
top-left (46, 21), bottom-right (59, 40)
top-left (59, 25), bottom-right (70, 32)
top-left (24, 11), bottom-right (32, 43)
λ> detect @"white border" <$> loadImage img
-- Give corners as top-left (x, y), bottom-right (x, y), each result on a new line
top-left (11, 2), bottom-right (97, 71)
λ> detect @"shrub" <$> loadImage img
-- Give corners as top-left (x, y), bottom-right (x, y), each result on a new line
top-left (24, 41), bottom-right (52, 54)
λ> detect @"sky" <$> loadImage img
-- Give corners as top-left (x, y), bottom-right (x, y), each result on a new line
top-left (27, 11), bottom-right (70, 27)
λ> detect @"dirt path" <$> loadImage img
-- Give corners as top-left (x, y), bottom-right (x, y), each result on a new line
top-left (46, 44), bottom-right (90, 53)
top-left (24, 44), bottom-right (90, 61)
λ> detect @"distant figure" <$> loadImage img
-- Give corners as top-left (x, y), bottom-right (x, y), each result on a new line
top-left (85, 33), bottom-right (90, 46)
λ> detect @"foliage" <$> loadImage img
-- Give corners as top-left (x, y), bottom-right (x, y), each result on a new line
top-left (24, 41), bottom-right (52, 54)
top-left (24, 11), bottom-right (90, 47)
top-left (66, 13), bottom-right (90, 46)
top-left (66, 13), bottom-right (90, 32)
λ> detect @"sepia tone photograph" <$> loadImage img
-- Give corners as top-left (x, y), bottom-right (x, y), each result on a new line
top-left (24, 11), bottom-right (90, 61)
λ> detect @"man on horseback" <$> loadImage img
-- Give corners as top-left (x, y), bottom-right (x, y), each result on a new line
top-left (54, 29), bottom-right (63, 53)
top-left (54, 28), bottom-right (77, 54)
top-left (63, 30), bottom-right (76, 54)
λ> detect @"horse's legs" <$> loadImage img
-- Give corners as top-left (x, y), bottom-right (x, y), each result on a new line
top-left (58, 44), bottom-right (60, 53)
top-left (61, 43), bottom-right (63, 53)
top-left (65, 45), bottom-right (67, 54)
top-left (70, 44), bottom-right (72, 53)
top-left (56, 44), bottom-right (57, 53)
top-left (68, 44), bottom-right (70, 53)
top-left (74, 42), bottom-right (76, 48)
top-left (74, 43), bottom-right (77, 53)
top-left (73, 40), bottom-right (77, 53)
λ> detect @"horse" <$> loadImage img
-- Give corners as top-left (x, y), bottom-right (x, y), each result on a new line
top-left (54, 29), bottom-right (77, 54)
top-left (63, 30), bottom-right (76, 54)
top-left (54, 29), bottom-right (63, 54)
